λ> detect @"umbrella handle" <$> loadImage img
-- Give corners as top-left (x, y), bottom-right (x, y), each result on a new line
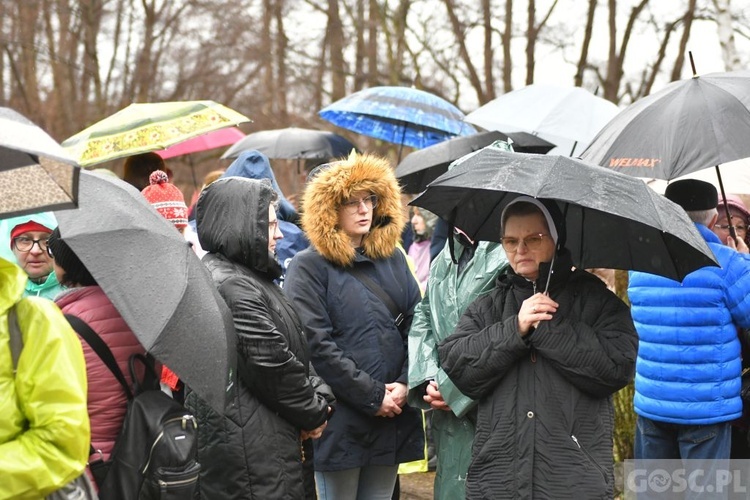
top-left (715, 165), bottom-right (736, 241)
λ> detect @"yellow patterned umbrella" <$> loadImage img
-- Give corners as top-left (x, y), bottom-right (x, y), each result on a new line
top-left (62, 101), bottom-right (251, 167)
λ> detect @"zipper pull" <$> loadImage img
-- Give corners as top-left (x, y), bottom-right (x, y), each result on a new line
top-left (571, 435), bottom-right (581, 448)
top-left (530, 347), bottom-right (536, 363)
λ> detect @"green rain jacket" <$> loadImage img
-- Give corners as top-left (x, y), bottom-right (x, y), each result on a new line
top-left (0, 257), bottom-right (90, 499)
top-left (407, 240), bottom-right (508, 500)
top-left (0, 212), bottom-right (65, 300)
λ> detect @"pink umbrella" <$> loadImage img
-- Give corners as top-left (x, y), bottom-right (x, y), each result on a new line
top-left (157, 127), bottom-right (246, 159)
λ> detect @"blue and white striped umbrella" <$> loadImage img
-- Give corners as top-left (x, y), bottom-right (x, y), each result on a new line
top-left (319, 86), bottom-right (476, 150)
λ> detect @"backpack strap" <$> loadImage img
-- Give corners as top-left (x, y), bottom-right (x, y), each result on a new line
top-left (346, 266), bottom-right (405, 328)
top-left (66, 314), bottom-right (133, 400)
top-left (8, 304), bottom-right (23, 373)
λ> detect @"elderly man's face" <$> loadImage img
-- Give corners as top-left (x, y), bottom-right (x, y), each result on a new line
top-left (502, 212), bottom-right (555, 281)
top-left (11, 230), bottom-right (54, 280)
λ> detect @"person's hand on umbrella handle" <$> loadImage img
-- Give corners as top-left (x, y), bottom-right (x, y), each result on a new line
top-left (423, 380), bottom-right (451, 411)
top-left (518, 293), bottom-right (558, 337)
top-left (728, 234), bottom-right (750, 254)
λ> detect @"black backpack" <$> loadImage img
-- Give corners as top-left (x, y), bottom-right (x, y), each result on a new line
top-left (67, 314), bottom-right (201, 499)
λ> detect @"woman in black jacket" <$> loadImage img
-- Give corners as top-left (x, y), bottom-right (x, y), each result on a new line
top-left (438, 196), bottom-right (638, 499)
top-left (186, 177), bottom-right (334, 499)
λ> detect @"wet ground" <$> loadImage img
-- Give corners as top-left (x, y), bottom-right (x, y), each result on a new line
top-left (400, 471), bottom-right (435, 499)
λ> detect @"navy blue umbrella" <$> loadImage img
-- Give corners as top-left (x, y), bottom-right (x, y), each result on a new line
top-left (319, 86), bottom-right (476, 155)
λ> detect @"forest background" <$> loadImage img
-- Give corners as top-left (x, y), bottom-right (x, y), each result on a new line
top-left (2, 0), bottom-right (750, 464)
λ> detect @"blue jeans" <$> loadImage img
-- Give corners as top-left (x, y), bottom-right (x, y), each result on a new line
top-left (316, 465), bottom-right (398, 500)
top-left (634, 415), bottom-right (732, 500)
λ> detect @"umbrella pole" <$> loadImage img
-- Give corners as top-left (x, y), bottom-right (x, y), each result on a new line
top-left (715, 165), bottom-right (736, 241)
top-left (397, 121), bottom-right (408, 162)
top-left (569, 140), bottom-right (578, 157)
top-left (189, 156), bottom-right (199, 190)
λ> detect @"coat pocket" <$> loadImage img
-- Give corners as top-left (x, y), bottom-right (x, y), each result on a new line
top-left (571, 434), bottom-right (608, 484)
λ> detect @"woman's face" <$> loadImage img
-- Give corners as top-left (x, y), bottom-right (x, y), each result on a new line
top-left (502, 212), bottom-right (556, 281)
top-left (714, 209), bottom-right (748, 245)
top-left (338, 190), bottom-right (375, 247)
top-left (411, 211), bottom-right (426, 235)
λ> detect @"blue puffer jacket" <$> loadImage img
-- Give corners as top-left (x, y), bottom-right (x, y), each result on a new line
top-left (629, 224), bottom-right (750, 425)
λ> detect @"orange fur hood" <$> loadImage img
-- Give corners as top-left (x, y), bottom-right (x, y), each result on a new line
top-left (300, 152), bottom-right (405, 267)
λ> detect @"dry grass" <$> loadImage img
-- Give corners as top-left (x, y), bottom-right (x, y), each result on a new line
top-left (399, 471), bottom-right (435, 500)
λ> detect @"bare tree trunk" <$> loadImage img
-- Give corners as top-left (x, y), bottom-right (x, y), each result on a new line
top-left (443, 0), bottom-right (486, 104)
top-left (327, 0), bottom-right (346, 100)
top-left (603, 0), bottom-right (649, 102)
top-left (354, 0), bottom-right (366, 90)
top-left (482, 0), bottom-right (495, 101)
top-left (274, 0), bottom-right (288, 120)
top-left (713, 0), bottom-right (742, 70)
top-left (261, 0), bottom-right (274, 118)
top-left (575, 0), bottom-right (597, 87)
top-left (525, 0), bottom-right (536, 85)
top-left (670, 0), bottom-right (697, 80)
top-left (367, 0), bottom-right (379, 86)
top-left (12, 1), bottom-right (42, 118)
top-left (502, 0), bottom-right (513, 92)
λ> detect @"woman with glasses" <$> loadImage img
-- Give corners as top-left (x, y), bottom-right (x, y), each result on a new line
top-left (284, 153), bottom-right (423, 500)
top-left (438, 196), bottom-right (637, 499)
top-left (1, 213), bottom-right (65, 300)
top-left (713, 194), bottom-right (750, 252)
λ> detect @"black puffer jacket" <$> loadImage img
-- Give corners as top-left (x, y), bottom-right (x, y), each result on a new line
top-left (187, 177), bottom-right (334, 499)
top-left (439, 251), bottom-right (637, 499)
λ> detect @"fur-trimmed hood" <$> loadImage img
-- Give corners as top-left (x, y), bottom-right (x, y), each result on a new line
top-left (301, 152), bottom-right (405, 267)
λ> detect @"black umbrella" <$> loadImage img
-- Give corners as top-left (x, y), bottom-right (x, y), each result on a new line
top-left (221, 127), bottom-right (357, 161)
top-left (395, 130), bottom-right (555, 194)
top-left (410, 146), bottom-right (717, 281)
top-left (55, 171), bottom-right (236, 413)
top-left (581, 66), bottom-right (750, 240)
top-left (581, 69), bottom-right (750, 179)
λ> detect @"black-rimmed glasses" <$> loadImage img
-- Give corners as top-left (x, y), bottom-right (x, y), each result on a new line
top-left (13, 236), bottom-right (50, 253)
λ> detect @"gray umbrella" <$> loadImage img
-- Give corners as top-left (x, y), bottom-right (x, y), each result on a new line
top-left (410, 146), bottom-right (717, 281)
top-left (55, 171), bottom-right (236, 413)
top-left (221, 127), bottom-right (357, 160)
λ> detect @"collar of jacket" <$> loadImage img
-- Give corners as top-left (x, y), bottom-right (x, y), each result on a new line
top-left (502, 248), bottom-right (574, 296)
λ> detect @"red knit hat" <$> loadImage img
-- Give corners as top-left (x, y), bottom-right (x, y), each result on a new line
top-left (141, 170), bottom-right (188, 229)
top-left (10, 221), bottom-right (53, 248)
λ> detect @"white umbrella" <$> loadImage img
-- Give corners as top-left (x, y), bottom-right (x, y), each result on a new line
top-left (465, 84), bottom-right (620, 156)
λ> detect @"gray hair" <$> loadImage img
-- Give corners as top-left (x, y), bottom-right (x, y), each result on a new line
top-left (686, 208), bottom-right (717, 226)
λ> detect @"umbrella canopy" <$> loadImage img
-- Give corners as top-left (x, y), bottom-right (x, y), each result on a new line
top-left (465, 84), bottom-right (620, 156)
top-left (410, 147), bottom-right (717, 281)
top-left (221, 127), bottom-right (357, 160)
top-left (319, 86), bottom-right (476, 150)
top-left (581, 70), bottom-right (750, 180)
top-left (0, 107), bottom-right (80, 218)
top-left (54, 171), bottom-right (236, 413)
top-left (157, 127), bottom-right (246, 159)
top-left (62, 100), bottom-right (251, 167)
top-left (395, 130), bottom-right (556, 194)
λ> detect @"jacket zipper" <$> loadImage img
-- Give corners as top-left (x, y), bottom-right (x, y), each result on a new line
top-left (142, 415), bottom-right (197, 474)
top-left (571, 435), bottom-right (608, 484)
top-left (159, 474), bottom-right (198, 492)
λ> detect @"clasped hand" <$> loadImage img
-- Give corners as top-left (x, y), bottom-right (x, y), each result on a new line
top-left (518, 292), bottom-right (558, 337)
top-left (376, 382), bottom-right (407, 418)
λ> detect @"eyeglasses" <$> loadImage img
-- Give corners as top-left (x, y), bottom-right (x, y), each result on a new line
top-left (341, 195), bottom-right (378, 214)
top-left (500, 233), bottom-right (549, 253)
top-left (714, 224), bottom-right (747, 232)
top-left (13, 236), bottom-right (50, 253)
